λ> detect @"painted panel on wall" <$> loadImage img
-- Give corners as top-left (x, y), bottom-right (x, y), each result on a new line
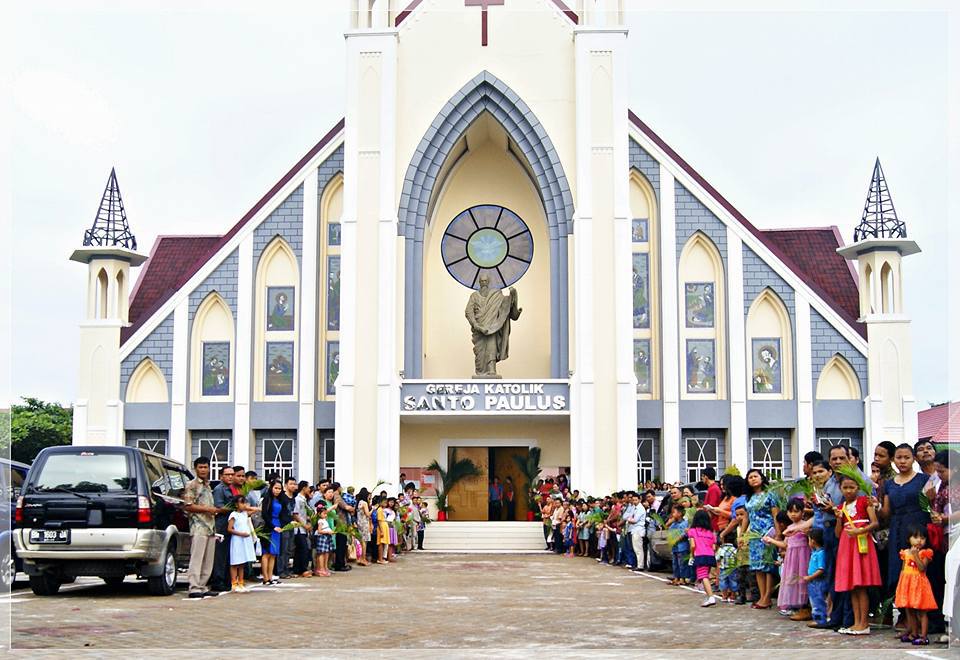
top-left (328, 223), bottom-right (341, 246)
top-left (685, 282), bottom-right (715, 328)
top-left (327, 256), bottom-right (341, 331)
top-left (265, 341), bottom-right (295, 395)
top-left (634, 339), bottom-right (651, 394)
top-left (632, 253), bottom-right (649, 329)
top-left (632, 218), bottom-right (648, 243)
top-left (201, 342), bottom-right (230, 397)
top-left (266, 286), bottom-right (295, 331)
top-left (326, 341), bottom-right (339, 396)
top-left (752, 338), bottom-right (782, 394)
top-left (686, 339), bottom-right (716, 394)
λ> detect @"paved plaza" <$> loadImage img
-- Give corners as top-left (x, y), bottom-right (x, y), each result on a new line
top-left (5, 552), bottom-right (951, 656)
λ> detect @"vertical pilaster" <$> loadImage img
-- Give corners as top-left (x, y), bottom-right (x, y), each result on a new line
top-left (659, 168), bottom-right (680, 482)
top-left (795, 294), bottom-right (815, 461)
top-left (233, 235), bottom-right (253, 467)
top-left (573, 24), bottom-right (630, 495)
top-left (727, 231), bottom-right (748, 471)
top-left (339, 27), bottom-right (398, 488)
top-left (169, 299), bottom-right (189, 463)
top-left (298, 169), bottom-right (319, 479)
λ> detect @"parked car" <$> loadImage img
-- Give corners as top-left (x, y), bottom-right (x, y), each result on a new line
top-left (14, 446), bottom-right (194, 596)
top-left (1, 458), bottom-right (31, 588)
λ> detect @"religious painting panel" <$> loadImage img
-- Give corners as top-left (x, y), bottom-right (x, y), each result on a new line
top-left (327, 256), bottom-right (340, 331)
top-left (325, 341), bottom-right (339, 396)
top-left (265, 341), bottom-right (294, 396)
top-left (266, 286), bottom-right (295, 331)
top-left (685, 339), bottom-right (716, 394)
top-left (751, 337), bottom-right (782, 394)
top-left (201, 341), bottom-right (230, 397)
top-left (685, 282), bottom-right (714, 328)
top-left (633, 338), bottom-right (651, 394)
top-left (632, 253), bottom-right (650, 329)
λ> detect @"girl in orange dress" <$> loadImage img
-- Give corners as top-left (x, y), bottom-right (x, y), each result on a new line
top-left (895, 526), bottom-right (938, 646)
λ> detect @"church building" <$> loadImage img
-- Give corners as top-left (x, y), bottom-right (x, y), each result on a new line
top-left (70, 1), bottom-right (921, 514)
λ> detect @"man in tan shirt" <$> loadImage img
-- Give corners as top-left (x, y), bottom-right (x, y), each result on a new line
top-left (183, 456), bottom-right (226, 598)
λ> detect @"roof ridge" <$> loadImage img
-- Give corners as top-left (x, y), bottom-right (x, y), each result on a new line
top-left (628, 109), bottom-right (864, 339)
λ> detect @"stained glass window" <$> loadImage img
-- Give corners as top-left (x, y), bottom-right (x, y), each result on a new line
top-left (441, 205), bottom-right (533, 289)
top-left (632, 253), bottom-right (649, 329)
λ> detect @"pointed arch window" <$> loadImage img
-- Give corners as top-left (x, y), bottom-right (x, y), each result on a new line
top-left (190, 292), bottom-right (235, 401)
top-left (678, 232), bottom-right (725, 398)
top-left (746, 288), bottom-right (793, 399)
top-left (255, 237), bottom-right (299, 400)
top-left (630, 171), bottom-right (659, 398)
top-left (319, 173), bottom-right (342, 399)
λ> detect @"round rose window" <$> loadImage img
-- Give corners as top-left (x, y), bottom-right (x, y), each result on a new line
top-left (441, 205), bottom-right (533, 289)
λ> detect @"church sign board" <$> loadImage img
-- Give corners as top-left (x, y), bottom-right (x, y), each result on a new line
top-left (400, 380), bottom-right (569, 415)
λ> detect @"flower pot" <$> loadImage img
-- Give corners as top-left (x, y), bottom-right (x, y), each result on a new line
top-left (437, 511), bottom-right (447, 521)
top-left (526, 511), bottom-right (535, 521)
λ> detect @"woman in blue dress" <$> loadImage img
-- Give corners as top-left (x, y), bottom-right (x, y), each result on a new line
top-left (259, 480), bottom-right (290, 585)
top-left (880, 443), bottom-right (931, 595)
top-left (745, 468), bottom-right (780, 609)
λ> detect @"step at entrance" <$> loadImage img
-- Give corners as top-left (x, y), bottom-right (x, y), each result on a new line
top-left (422, 521), bottom-right (547, 552)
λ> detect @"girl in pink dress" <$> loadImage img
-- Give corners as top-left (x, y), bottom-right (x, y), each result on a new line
top-left (833, 474), bottom-right (882, 635)
top-left (763, 498), bottom-right (810, 615)
top-left (687, 510), bottom-right (719, 607)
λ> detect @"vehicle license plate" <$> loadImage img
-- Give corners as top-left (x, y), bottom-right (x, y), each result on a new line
top-left (30, 529), bottom-right (71, 544)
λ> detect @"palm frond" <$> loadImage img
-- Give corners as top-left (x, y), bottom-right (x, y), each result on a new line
top-left (239, 478), bottom-right (266, 497)
top-left (647, 512), bottom-right (665, 529)
top-left (724, 465), bottom-right (742, 477)
top-left (834, 464), bottom-right (874, 496)
top-left (919, 491), bottom-right (932, 514)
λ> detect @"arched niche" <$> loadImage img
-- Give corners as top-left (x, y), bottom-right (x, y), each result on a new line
top-left (422, 113), bottom-right (550, 378)
top-left (96, 268), bottom-right (109, 319)
top-left (678, 231), bottom-right (726, 398)
top-left (318, 174), bottom-right (343, 399)
top-left (881, 339), bottom-right (903, 425)
top-left (255, 236), bottom-right (299, 400)
top-left (127, 358), bottom-right (169, 403)
top-left (746, 288), bottom-right (793, 399)
top-left (116, 269), bottom-right (127, 323)
top-left (630, 170), bottom-right (659, 398)
top-left (862, 262), bottom-right (873, 315)
top-left (191, 292), bottom-right (235, 401)
top-left (816, 354), bottom-right (861, 400)
top-left (880, 261), bottom-right (894, 314)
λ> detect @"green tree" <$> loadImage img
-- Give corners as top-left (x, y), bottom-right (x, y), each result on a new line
top-left (10, 398), bottom-right (72, 464)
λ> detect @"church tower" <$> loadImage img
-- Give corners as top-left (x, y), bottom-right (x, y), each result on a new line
top-left (70, 169), bottom-right (147, 445)
top-left (838, 159), bottom-right (920, 449)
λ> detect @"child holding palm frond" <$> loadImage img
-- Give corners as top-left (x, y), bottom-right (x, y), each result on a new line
top-left (666, 504), bottom-right (691, 585)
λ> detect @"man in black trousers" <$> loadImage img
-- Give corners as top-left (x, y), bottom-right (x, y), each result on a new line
top-left (209, 466), bottom-right (236, 593)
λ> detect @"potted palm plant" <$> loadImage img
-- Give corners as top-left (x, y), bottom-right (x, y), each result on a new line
top-left (426, 449), bottom-right (483, 521)
top-left (512, 446), bottom-right (542, 521)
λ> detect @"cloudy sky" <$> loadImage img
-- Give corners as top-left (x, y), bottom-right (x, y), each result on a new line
top-left (5, 0), bottom-right (958, 410)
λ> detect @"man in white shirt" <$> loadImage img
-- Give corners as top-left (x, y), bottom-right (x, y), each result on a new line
top-left (628, 493), bottom-right (648, 571)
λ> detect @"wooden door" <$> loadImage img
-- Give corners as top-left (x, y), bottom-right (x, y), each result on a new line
top-left (447, 447), bottom-right (489, 521)
top-left (492, 447), bottom-right (529, 521)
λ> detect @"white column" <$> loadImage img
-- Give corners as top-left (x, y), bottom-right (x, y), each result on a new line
top-left (376, 34), bottom-right (400, 486)
top-left (234, 235), bottom-right (254, 467)
top-left (727, 231), bottom-right (748, 471)
top-left (795, 294), bottom-right (815, 464)
top-left (72, 400), bottom-right (88, 444)
top-left (659, 168), bottom-right (680, 483)
top-left (298, 168), bottom-right (319, 480)
top-left (170, 299), bottom-right (189, 464)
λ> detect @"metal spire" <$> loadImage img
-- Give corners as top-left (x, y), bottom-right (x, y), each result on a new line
top-left (82, 168), bottom-right (138, 250)
top-left (853, 158), bottom-right (906, 242)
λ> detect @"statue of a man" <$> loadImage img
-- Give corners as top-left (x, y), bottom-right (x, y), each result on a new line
top-left (464, 275), bottom-right (522, 378)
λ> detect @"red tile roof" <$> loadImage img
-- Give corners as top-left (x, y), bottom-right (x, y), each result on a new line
top-left (762, 227), bottom-right (863, 333)
top-left (629, 111), bottom-right (865, 339)
top-left (918, 402), bottom-right (960, 443)
top-left (122, 118), bottom-right (345, 346)
top-left (124, 235), bottom-right (221, 341)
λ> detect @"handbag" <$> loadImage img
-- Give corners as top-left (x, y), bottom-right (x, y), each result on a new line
top-left (927, 523), bottom-right (945, 553)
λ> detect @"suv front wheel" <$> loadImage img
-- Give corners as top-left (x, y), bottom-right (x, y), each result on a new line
top-left (28, 572), bottom-right (61, 596)
top-left (147, 544), bottom-right (177, 596)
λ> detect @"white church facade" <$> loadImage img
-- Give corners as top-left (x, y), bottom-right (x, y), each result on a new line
top-left (70, 1), bottom-right (920, 505)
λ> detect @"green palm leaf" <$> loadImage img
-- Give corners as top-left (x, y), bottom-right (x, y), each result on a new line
top-left (426, 448), bottom-right (482, 514)
top-left (834, 465), bottom-right (874, 496)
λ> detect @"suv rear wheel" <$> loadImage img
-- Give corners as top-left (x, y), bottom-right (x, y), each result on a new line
top-left (0, 551), bottom-right (16, 589)
top-left (147, 544), bottom-right (177, 596)
top-left (28, 572), bottom-right (61, 596)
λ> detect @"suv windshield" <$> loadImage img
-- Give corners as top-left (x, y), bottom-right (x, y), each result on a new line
top-left (33, 452), bottom-right (135, 493)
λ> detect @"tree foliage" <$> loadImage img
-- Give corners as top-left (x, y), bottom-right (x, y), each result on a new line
top-left (9, 398), bottom-right (72, 464)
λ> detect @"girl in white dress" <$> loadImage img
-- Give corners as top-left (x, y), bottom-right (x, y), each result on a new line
top-left (227, 495), bottom-right (257, 592)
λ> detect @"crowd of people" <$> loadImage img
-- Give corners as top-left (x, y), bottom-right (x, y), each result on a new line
top-left (532, 440), bottom-right (957, 646)
top-left (182, 457), bottom-right (430, 597)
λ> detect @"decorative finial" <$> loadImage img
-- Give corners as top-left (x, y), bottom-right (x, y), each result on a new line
top-left (82, 168), bottom-right (138, 250)
top-left (853, 158), bottom-right (906, 242)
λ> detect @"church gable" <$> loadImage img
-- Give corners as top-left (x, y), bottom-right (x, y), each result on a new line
top-left (629, 139), bottom-right (660, 202)
top-left (121, 313), bottom-right (173, 400)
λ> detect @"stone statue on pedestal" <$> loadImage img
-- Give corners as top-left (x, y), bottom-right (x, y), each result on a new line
top-left (465, 275), bottom-right (522, 378)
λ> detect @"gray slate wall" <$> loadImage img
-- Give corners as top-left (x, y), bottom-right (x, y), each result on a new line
top-left (120, 314), bottom-right (174, 399)
top-left (810, 309), bottom-right (867, 398)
